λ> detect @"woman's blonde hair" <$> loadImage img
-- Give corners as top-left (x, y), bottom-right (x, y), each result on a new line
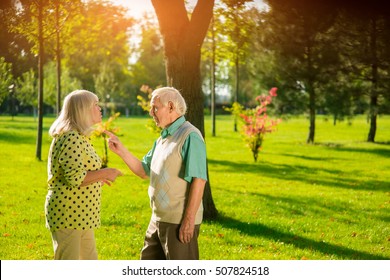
top-left (151, 87), bottom-right (187, 116)
top-left (49, 90), bottom-right (98, 137)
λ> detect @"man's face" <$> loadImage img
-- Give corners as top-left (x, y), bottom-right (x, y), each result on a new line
top-left (149, 96), bottom-right (170, 128)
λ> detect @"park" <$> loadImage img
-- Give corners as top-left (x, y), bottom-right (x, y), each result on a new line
top-left (0, 114), bottom-right (389, 259)
top-left (0, 0), bottom-right (389, 262)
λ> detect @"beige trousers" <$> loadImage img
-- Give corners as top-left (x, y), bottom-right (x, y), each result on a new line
top-left (51, 229), bottom-right (98, 260)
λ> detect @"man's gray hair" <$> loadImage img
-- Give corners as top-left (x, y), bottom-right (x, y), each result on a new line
top-left (151, 87), bottom-right (187, 116)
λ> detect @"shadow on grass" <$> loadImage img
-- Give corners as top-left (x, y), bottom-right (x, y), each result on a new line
top-left (242, 191), bottom-right (356, 223)
top-left (0, 118), bottom-right (51, 144)
top-left (279, 153), bottom-right (341, 162)
top-left (0, 130), bottom-right (36, 144)
top-left (316, 142), bottom-right (390, 158)
top-left (210, 213), bottom-right (387, 260)
top-left (0, 118), bottom-right (38, 129)
top-left (103, 217), bottom-right (142, 228)
top-left (375, 141), bottom-right (390, 145)
top-left (207, 159), bottom-right (390, 192)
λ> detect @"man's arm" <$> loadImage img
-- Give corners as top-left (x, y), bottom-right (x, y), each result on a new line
top-left (105, 131), bottom-right (148, 179)
top-left (179, 177), bottom-right (206, 243)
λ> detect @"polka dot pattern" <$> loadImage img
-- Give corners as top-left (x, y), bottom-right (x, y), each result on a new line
top-left (45, 130), bottom-right (102, 232)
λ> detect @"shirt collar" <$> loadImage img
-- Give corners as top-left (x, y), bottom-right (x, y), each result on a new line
top-left (161, 116), bottom-right (186, 139)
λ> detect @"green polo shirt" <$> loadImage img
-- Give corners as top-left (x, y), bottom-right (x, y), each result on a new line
top-left (142, 116), bottom-right (207, 183)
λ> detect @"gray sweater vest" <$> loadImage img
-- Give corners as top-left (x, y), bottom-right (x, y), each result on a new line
top-left (148, 121), bottom-right (204, 224)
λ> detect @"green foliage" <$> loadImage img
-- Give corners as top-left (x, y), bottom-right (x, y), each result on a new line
top-left (93, 112), bottom-right (121, 168)
top-left (94, 61), bottom-right (118, 114)
top-left (129, 16), bottom-right (166, 89)
top-left (218, 0), bottom-right (255, 60)
top-left (63, 1), bottom-right (134, 91)
top-left (136, 85), bottom-right (161, 134)
top-left (0, 115), bottom-right (389, 260)
top-left (3, 0), bottom-right (135, 113)
top-left (15, 68), bottom-right (36, 108)
top-left (43, 61), bottom-right (82, 108)
top-left (203, 1), bottom-right (259, 104)
top-left (0, 57), bottom-right (13, 105)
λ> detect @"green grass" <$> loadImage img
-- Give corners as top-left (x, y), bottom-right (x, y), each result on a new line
top-left (0, 114), bottom-right (389, 260)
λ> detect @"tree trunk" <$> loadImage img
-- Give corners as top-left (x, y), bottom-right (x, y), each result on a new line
top-left (367, 17), bottom-right (378, 143)
top-left (307, 89), bottom-right (315, 144)
top-left (152, 0), bottom-right (218, 219)
top-left (211, 16), bottom-right (216, 137)
top-left (55, 0), bottom-right (62, 116)
top-left (35, 0), bottom-right (44, 161)
top-left (305, 41), bottom-right (316, 144)
top-left (367, 97), bottom-right (377, 142)
top-left (234, 53), bottom-right (239, 132)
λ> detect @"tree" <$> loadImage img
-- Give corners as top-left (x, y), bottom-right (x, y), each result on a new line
top-left (44, 61), bottom-right (82, 110)
top-left (222, 5), bottom-right (267, 107)
top-left (130, 15), bottom-right (166, 89)
top-left (54, 0), bottom-right (61, 115)
top-left (209, 16), bottom-right (217, 136)
top-left (201, 3), bottom-right (232, 137)
top-left (16, 69), bottom-right (38, 116)
top-left (218, 0), bottom-right (255, 131)
top-left (0, 57), bottom-right (14, 106)
top-left (0, 0), bottom-right (36, 79)
top-left (264, 0), bottom-right (338, 143)
top-left (50, 0), bottom-right (80, 115)
top-left (151, 0), bottom-right (218, 219)
top-left (64, 1), bottom-right (134, 92)
top-left (334, 2), bottom-right (390, 142)
top-left (36, 0), bottom-right (45, 160)
top-left (94, 61), bottom-right (118, 116)
top-left (13, 0), bottom-right (52, 160)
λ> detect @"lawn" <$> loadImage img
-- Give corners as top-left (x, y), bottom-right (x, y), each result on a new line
top-left (0, 114), bottom-right (389, 260)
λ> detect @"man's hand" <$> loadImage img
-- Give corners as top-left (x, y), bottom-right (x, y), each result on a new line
top-left (104, 130), bottom-right (123, 156)
top-left (179, 216), bottom-right (195, 243)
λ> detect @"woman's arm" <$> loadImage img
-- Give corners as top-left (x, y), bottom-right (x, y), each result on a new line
top-left (81, 168), bottom-right (123, 187)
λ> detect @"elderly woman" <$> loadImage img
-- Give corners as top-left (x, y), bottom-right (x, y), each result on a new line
top-left (45, 89), bottom-right (122, 260)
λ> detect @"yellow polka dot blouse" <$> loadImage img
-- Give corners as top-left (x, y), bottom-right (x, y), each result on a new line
top-left (45, 130), bottom-right (102, 232)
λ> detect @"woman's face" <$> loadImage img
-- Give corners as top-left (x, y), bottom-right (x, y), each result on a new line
top-left (91, 100), bottom-right (102, 125)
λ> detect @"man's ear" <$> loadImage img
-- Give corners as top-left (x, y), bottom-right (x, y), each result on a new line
top-left (168, 101), bottom-right (174, 111)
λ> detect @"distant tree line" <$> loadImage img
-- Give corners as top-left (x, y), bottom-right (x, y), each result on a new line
top-left (1, 0), bottom-right (389, 146)
top-left (201, 0), bottom-right (390, 143)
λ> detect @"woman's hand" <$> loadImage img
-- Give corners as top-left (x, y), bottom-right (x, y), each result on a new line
top-left (100, 168), bottom-right (123, 186)
top-left (81, 168), bottom-right (122, 187)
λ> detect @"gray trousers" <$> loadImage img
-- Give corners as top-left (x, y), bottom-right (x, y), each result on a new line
top-left (141, 219), bottom-right (200, 260)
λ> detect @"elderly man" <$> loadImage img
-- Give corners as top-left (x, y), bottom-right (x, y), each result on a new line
top-left (106, 87), bottom-right (207, 260)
